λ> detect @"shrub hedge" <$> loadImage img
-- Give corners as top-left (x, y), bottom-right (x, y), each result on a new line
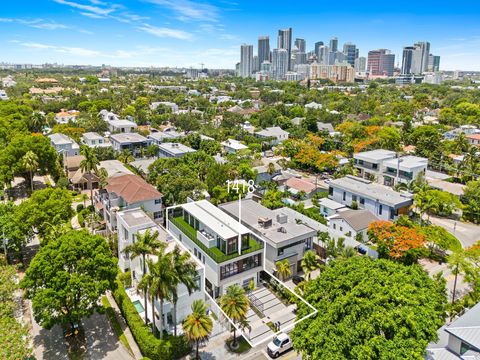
top-left (112, 279), bottom-right (191, 359)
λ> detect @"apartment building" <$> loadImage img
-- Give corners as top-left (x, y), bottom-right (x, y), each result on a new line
top-left (219, 199), bottom-right (317, 277)
top-left (96, 174), bottom-right (163, 232)
top-left (110, 133), bottom-right (150, 156)
top-left (353, 149), bottom-right (396, 182)
top-left (167, 200), bottom-right (264, 299)
top-left (117, 208), bottom-right (204, 333)
top-left (328, 175), bottom-right (413, 221)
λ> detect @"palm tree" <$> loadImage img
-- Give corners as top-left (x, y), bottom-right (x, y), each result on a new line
top-left (275, 259), bottom-right (292, 281)
top-left (95, 167), bottom-right (109, 189)
top-left (148, 252), bottom-right (176, 338)
top-left (170, 246), bottom-right (199, 336)
top-left (137, 266), bottom-right (157, 333)
top-left (29, 112), bottom-right (45, 133)
top-left (183, 300), bottom-right (213, 360)
top-left (219, 284), bottom-right (249, 347)
top-left (79, 146), bottom-right (100, 207)
top-left (22, 151), bottom-right (39, 192)
top-left (301, 250), bottom-right (320, 280)
top-left (122, 229), bottom-right (164, 325)
top-left (117, 149), bottom-right (134, 164)
top-left (80, 193), bottom-right (89, 208)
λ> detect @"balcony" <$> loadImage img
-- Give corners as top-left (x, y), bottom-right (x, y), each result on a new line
top-left (169, 216), bottom-right (263, 264)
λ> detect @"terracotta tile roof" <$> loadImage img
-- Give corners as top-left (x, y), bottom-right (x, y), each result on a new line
top-left (466, 134), bottom-right (480, 140)
top-left (106, 174), bottom-right (162, 204)
top-left (285, 177), bottom-right (316, 193)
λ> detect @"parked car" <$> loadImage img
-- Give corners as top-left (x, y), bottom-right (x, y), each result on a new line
top-left (292, 275), bottom-right (304, 285)
top-left (267, 332), bottom-right (293, 358)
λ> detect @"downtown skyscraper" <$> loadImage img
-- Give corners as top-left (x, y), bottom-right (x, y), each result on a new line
top-left (258, 36), bottom-right (270, 70)
top-left (401, 41), bottom-right (431, 74)
top-left (239, 44), bottom-right (253, 78)
top-left (272, 48), bottom-right (288, 80)
top-left (277, 28), bottom-right (292, 70)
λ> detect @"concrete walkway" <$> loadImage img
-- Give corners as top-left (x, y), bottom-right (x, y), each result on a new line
top-left (428, 215), bottom-right (480, 248)
top-left (106, 292), bottom-right (143, 359)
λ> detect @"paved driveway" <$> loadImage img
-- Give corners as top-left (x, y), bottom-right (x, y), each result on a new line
top-left (428, 215), bottom-right (480, 248)
top-left (83, 312), bottom-right (134, 360)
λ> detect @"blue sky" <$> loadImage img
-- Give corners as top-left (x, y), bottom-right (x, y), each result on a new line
top-left (1, 0), bottom-right (480, 70)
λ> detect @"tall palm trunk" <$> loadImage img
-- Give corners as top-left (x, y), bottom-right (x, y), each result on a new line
top-left (89, 171), bottom-right (94, 208)
top-left (196, 339), bottom-right (199, 359)
top-left (151, 294), bottom-right (156, 333)
top-left (233, 325), bottom-right (237, 346)
top-left (143, 254), bottom-right (148, 325)
top-left (173, 300), bottom-right (177, 336)
top-left (159, 298), bottom-right (164, 339)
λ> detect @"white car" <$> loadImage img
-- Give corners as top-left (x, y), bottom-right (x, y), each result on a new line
top-left (267, 332), bottom-right (293, 358)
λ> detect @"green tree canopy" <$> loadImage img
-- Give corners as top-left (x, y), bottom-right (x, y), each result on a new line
top-left (292, 256), bottom-right (447, 360)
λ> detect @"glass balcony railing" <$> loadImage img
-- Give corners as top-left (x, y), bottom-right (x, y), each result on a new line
top-left (169, 216), bottom-right (263, 264)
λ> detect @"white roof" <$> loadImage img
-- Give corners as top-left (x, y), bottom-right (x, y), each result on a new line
top-left (108, 119), bottom-right (137, 127)
top-left (82, 132), bottom-right (103, 141)
top-left (319, 198), bottom-right (347, 210)
top-left (48, 133), bottom-right (75, 145)
top-left (383, 156), bottom-right (428, 170)
top-left (255, 126), bottom-right (289, 138)
top-left (181, 200), bottom-right (250, 240)
top-left (110, 133), bottom-right (148, 144)
top-left (159, 142), bottom-right (196, 155)
top-left (354, 149), bottom-right (397, 162)
top-left (221, 139), bottom-right (248, 150)
top-left (99, 160), bottom-right (133, 177)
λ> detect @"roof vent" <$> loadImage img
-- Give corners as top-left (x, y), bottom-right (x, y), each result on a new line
top-left (277, 226), bottom-right (287, 233)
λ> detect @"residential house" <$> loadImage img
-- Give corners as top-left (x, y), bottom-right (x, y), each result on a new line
top-left (304, 102), bottom-right (322, 110)
top-left (255, 127), bottom-right (289, 145)
top-left (48, 133), bottom-right (80, 157)
top-left (327, 175), bottom-right (413, 221)
top-left (354, 149), bottom-right (397, 182)
top-left (219, 199), bottom-right (317, 277)
top-left (147, 131), bottom-right (183, 145)
top-left (317, 122), bottom-right (335, 134)
top-left (117, 208), bottom-right (204, 333)
top-left (150, 101), bottom-right (179, 113)
top-left (328, 209), bottom-right (378, 243)
top-left (64, 155), bottom-right (100, 191)
top-left (99, 109), bottom-right (119, 122)
top-left (99, 160), bottom-right (133, 178)
top-left (426, 301), bottom-right (480, 359)
top-left (108, 119), bottom-right (137, 133)
top-left (221, 139), bottom-right (248, 154)
top-left (55, 109), bottom-right (79, 124)
top-left (81, 132), bottom-right (110, 148)
top-left (167, 200), bottom-right (264, 298)
top-left (466, 134), bottom-right (480, 147)
top-left (252, 163), bottom-right (282, 185)
top-left (0, 90), bottom-right (8, 101)
top-left (158, 142), bottom-right (196, 158)
top-left (110, 133), bottom-right (150, 156)
top-left (96, 174), bottom-right (163, 232)
top-left (319, 198), bottom-right (347, 217)
top-left (284, 177), bottom-right (323, 199)
top-left (381, 156), bottom-right (428, 186)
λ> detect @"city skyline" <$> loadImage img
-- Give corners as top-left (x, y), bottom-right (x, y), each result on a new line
top-left (1, 0), bottom-right (480, 70)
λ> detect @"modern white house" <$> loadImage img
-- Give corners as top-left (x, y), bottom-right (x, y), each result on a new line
top-left (147, 131), bottom-right (183, 145)
top-left (107, 119), bottom-right (138, 133)
top-left (48, 133), bottom-right (80, 157)
top-left (327, 175), bottom-right (414, 221)
top-left (110, 133), bottom-right (150, 156)
top-left (381, 156), bottom-right (428, 186)
top-left (328, 209), bottom-right (378, 243)
top-left (219, 199), bottom-right (317, 277)
top-left (319, 198), bottom-right (347, 217)
top-left (158, 142), bottom-right (196, 158)
top-left (353, 149), bottom-right (397, 183)
top-left (81, 132), bottom-right (110, 148)
top-left (95, 174), bottom-right (163, 232)
top-left (116, 208), bottom-right (204, 333)
top-left (99, 109), bottom-right (119, 122)
top-left (221, 139), bottom-right (248, 154)
top-left (426, 301), bottom-right (480, 359)
top-left (255, 127), bottom-right (290, 145)
top-left (167, 200), bottom-right (264, 299)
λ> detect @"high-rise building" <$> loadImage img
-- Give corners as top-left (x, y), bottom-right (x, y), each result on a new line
top-left (310, 62), bottom-right (355, 83)
top-left (354, 57), bottom-right (367, 72)
top-left (318, 45), bottom-right (330, 65)
top-left (329, 37), bottom-right (338, 52)
top-left (272, 48), bottom-right (288, 80)
top-left (258, 36), bottom-right (270, 68)
top-left (239, 44), bottom-right (253, 78)
top-left (401, 42), bottom-right (431, 74)
top-left (278, 28), bottom-right (293, 70)
top-left (343, 42), bottom-right (358, 66)
top-left (314, 41), bottom-right (324, 59)
top-left (253, 55), bottom-right (259, 73)
top-left (427, 54), bottom-right (441, 72)
top-left (367, 49), bottom-right (395, 76)
top-left (295, 38), bottom-right (306, 53)
top-left (293, 38), bottom-right (307, 66)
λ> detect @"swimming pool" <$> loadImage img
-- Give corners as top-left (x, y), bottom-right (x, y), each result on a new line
top-left (132, 300), bottom-right (145, 313)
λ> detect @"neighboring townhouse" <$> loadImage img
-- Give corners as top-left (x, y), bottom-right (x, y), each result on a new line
top-left (110, 133), bottom-right (150, 156)
top-left (255, 126), bottom-right (289, 145)
top-left (117, 208), bottom-right (204, 333)
top-left (108, 119), bottom-right (137, 133)
top-left (221, 139), bottom-right (248, 154)
top-left (353, 149), bottom-right (396, 182)
top-left (466, 134), bottom-right (480, 147)
top-left (167, 200), bottom-right (264, 298)
top-left (81, 132), bottom-right (110, 148)
top-left (219, 199), bottom-right (317, 277)
top-left (328, 209), bottom-right (378, 243)
top-left (319, 198), bottom-right (347, 217)
top-left (327, 175), bottom-right (413, 221)
top-left (284, 177), bottom-right (323, 199)
top-left (158, 142), bottom-right (196, 158)
top-left (55, 109), bottom-right (79, 124)
top-left (96, 174), bottom-right (163, 232)
top-left (381, 156), bottom-right (428, 186)
top-left (48, 133), bottom-right (80, 157)
top-left (427, 301), bottom-right (480, 359)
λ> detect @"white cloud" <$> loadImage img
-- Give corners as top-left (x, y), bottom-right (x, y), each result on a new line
top-left (137, 24), bottom-right (193, 40)
top-left (0, 18), bottom-right (70, 30)
top-left (144, 0), bottom-right (220, 22)
top-left (53, 0), bottom-right (119, 17)
top-left (20, 42), bottom-right (101, 57)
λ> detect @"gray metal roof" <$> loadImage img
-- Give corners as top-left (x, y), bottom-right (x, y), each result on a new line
top-left (445, 302), bottom-right (480, 349)
top-left (329, 209), bottom-right (378, 232)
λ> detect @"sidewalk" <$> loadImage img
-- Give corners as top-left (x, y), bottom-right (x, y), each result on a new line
top-left (105, 292), bottom-right (143, 360)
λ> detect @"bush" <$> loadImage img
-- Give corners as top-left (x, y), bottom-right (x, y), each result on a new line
top-left (112, 279), bottom-right (191, 359)
top-left (87, 204), bottom-right (95, 213)
top-left (57, 177), bottom-right (69, 189)
top-left (76, 204), bottom-right (84, 213)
